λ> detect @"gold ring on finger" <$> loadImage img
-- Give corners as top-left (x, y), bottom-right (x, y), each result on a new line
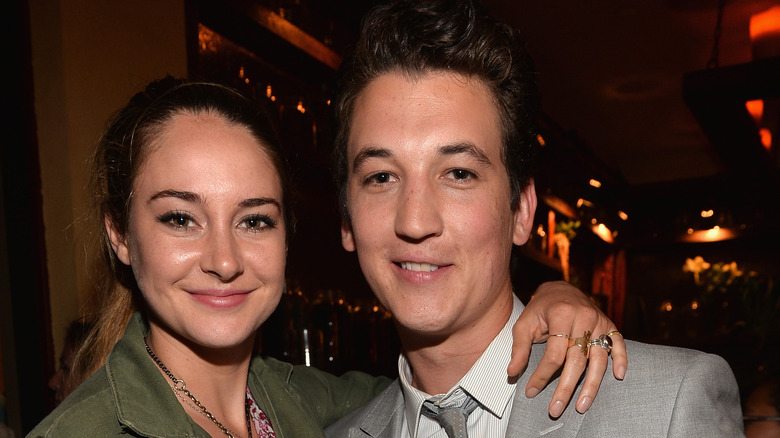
top-left (567, 330), bottom-right (591, 358)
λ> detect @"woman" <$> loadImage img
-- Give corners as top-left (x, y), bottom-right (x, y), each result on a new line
top-left (29, 77), bottom-right (624, 437)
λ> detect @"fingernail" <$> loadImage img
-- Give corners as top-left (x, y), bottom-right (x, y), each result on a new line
top-left (550, 400), bottom-right (564, 418)
top-left (526, 386), bottom-right (540, 398)
top-left (576, 396), bottom-right (592, 413)
top-left (615, 364), bottom-right (626, 380)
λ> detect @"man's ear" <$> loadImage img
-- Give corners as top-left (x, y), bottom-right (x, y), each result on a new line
top-left (341, 218), bottom-right (356, 252)
top-left (105, 216), bottom-right (131, 266)
top-left (512, 179), bottom-right (537, 246)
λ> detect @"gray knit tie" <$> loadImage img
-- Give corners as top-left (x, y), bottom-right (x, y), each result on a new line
top-left (421, 395), bottom-right (480, 438)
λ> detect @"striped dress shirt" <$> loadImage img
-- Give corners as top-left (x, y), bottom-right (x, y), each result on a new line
top-left (398, 295), bottom-right (526, 437)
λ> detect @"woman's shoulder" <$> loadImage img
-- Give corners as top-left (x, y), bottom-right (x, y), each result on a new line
top-left (26, 369), bottom-right (121, 437)
top-left (247, 356), bottom-right (391, 435)
top-left (251, 355), bottom-right (390, 392)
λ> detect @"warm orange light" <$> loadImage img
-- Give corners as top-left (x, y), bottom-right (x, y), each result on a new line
top-left (618, 210), bottom-right (628, 221)
top-left (750, 6), bottom-right (780, 42)
top-left (592, 223), bottom-right (614, 243)
top-left (700, 209), bottom-right (714, 218)
top-left (198, 25), bottom-right (218, 54)
top-left (577, 198), bottom-right (594, 208)
top-left (759, 128), bottom-right (772, 150)
top-left (589, 179), bottom-right (602, 188)
top-left (751, 6), bottom-right (780, 59)
top-left (745, 99), bottom-right (764, 124)
top-left (681, 226), bottom-right (737, 243)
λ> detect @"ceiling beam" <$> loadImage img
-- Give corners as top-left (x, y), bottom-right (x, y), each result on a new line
top-left (683, 56), bottom-right (780, 185)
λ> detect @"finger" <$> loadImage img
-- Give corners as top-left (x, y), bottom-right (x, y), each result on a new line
top-left (508, 302), bottom-right (545, 376)
top-left (508, 326), bottom-right (534, 377)
top-left (547, 341), bottom-right (589, 418)
top-left (608, 331), bottom-right (627, 380)
top-left (524, 335), bottom-right (569, 398)
top-left (574, 342), bottom-right (608, 413)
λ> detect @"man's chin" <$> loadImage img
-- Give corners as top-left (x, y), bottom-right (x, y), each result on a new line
top-left (394, 316), bottom-right (455, 345)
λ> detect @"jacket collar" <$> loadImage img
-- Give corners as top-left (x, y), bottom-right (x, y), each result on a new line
top-left (505, 343), bottom-right (586, 437)
top-left (106, 312), bottom-right (201, 437)
top-left (358, 383), bottom-right (406, 438)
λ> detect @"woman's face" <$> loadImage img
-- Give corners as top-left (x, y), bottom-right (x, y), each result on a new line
top-left (107, 111), bottom-right (287, 350)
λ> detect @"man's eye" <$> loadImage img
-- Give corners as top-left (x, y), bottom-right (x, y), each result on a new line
top-left (449, 169), bottom-right (475, 180)
top-left (366, 172), bottom-right (395, 184)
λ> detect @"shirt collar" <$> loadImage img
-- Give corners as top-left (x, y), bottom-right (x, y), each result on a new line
top-left (398, 295), bottom-right (525, 437)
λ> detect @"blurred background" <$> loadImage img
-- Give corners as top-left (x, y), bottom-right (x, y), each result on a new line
top-left (3, 0), bottom-right (779, 434)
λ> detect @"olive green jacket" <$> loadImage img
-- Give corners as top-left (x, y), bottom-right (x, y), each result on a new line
top-left (28, 312), bottom-right (390, 437)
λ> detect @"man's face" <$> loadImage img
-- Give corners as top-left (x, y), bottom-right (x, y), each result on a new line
top-left (341, 71), bottom-right (536, 340)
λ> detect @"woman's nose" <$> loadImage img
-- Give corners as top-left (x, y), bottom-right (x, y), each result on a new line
top-left (200, 228), bottom-right (244, 281)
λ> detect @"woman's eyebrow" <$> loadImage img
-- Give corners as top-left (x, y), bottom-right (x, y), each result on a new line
top-left (148, 190), bottom-right (200, 204)
top-left (240, 197), bottom-right (281, 209)
top-left (148, 191), bottom-right (280, 209)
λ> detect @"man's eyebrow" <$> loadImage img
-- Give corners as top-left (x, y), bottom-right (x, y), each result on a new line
top-left (438, 142), bottom-right (492, 166)
top-left (351, 146), bottom-right (392, 173)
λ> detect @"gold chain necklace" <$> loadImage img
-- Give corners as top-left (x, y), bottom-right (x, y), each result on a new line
top-left (144, 338), bottom-right (252, 438)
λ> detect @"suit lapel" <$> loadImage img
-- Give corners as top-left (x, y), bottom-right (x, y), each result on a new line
top-left (506, 344), bottom-right (586, 437)
top-left (355, 380), bottom-right (406, 438)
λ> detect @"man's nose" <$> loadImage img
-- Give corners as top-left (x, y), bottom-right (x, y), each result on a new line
top-left (394, 179), bottom-right (444, 242)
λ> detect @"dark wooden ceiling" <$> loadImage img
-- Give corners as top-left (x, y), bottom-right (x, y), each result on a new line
top-left (481, 0), bottom-right (780, 244)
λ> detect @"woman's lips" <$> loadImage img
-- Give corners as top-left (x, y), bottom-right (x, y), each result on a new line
top-left (188, 290), bottom-right (250, 309)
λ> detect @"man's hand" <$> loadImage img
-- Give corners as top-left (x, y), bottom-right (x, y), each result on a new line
top-left (507, 281), bottom-right (627, 418)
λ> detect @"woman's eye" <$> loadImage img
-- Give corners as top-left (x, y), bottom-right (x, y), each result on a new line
top-left (241, 214), bottom-right (276, 231)
top-left (158, 212), bottom-right (195, 228)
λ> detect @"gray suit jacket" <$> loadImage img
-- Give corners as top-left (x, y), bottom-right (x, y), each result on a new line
top-left (325, 340), bottom-right (744, 437)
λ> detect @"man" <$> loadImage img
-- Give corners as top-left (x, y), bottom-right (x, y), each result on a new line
top-left (326, 1), bottom-right (744, 437)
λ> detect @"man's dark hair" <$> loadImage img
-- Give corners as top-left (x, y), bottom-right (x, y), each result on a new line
top-left (333, 0), bottom-right (539, 219)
